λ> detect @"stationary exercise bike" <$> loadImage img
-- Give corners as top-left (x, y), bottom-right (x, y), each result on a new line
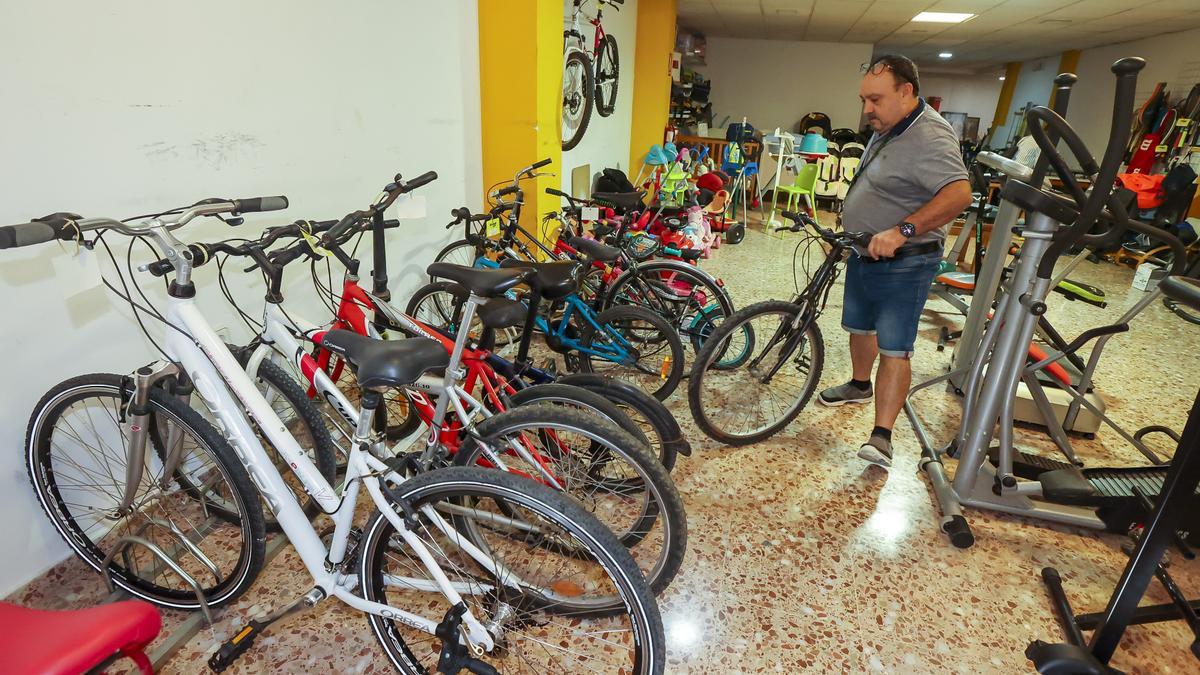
top-left (1027, 277), bottom-right (1200, 673)
top-left (906, 56), bottom-right (1200, 549)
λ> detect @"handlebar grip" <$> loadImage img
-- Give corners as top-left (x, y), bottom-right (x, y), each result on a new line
top-left (1050, 73), bottom-right (1078, 116)
top-left (545, 187), bottom-right (570, 198)
top-left (321, 212), bottom-right (362, 246)
top-left (0, 221), bottom-right (59, 249)
top-left (233, 196), bottom-right (289, 214)
top-left (531, 158), bottom-right (552, 170)
top-left (404, 170), bottom-right (438, 191)
top-left (976, 151), bottom-right (1033, 182)
top-left (496, 185), bottom-right (519, 197)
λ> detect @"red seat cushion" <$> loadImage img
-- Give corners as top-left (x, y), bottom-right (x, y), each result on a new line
top-left (0, 600), bottom-right (161, 674)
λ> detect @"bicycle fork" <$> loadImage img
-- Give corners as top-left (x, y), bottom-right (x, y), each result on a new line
top-left (115, 361), bottom-right (182, 516)
top-left (750, 309), bottom-right (814, 384)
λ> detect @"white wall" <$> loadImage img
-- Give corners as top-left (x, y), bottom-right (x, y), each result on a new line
top-left (693, 37), bottom-right (874, 135)
top-left (989, 54), bottom-right (1062, 148)
top-left (0, 0), bottom-right (481, 597)
top-left (1066, 27), bottom-right (1200, 164)
top-left (562, 0), bottom-right (639, 195)
top-left (920, 74), bottom-right (1003, 141)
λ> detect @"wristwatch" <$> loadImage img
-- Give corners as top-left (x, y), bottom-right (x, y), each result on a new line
top-left (898, 222), bottom-right (917, 238)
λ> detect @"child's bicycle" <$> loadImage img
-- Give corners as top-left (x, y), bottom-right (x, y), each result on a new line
top-left (686, 210), bottom-right (873, 445)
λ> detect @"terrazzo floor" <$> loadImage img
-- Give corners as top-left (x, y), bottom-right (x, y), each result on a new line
top-left (9, 209), bottom-right (1200, 674)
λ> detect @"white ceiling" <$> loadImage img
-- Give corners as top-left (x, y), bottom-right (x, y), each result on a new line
top-left (677, 0), bottom-right (1200, 73)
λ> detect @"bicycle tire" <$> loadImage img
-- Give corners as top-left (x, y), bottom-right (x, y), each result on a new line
top-left (556, 372), bottom-right (687, 469)
top-left (601, 260), bottom-right (736, 367)
top-left (688, 300), bottom-right (825, 445)
top-left (359, 466), bottom-right (664, 673)
top-left (26, 373), bottom-right (266, 610)
top-left (595, 34), bottom-right (619, 117)
top-left (578, 304), bottom-right (685, 401)
top-left (429, 238), bottom-right (481, 284)
top-left (562, 50), bottom-right (594, 151)
top-left (453, 404), bottom-right (687, 598)
top-left (507, 382), bottom-right (651, 450)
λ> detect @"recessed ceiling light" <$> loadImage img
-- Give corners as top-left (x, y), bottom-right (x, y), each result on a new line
top-left (939, 52), bottom-right (953, 59)
top-left (912, 12), bottom-right (975, 23)
top-left (999, 76), bottom-right (1006, 81)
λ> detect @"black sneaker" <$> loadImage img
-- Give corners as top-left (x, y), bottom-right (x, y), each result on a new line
top-left (857, 434), bottom-right (893, 469)
top-left (818, 381), bottom-right (873, 407)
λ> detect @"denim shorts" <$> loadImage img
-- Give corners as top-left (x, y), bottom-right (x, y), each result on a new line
top-left (841, 251), bottom-right (942, 358)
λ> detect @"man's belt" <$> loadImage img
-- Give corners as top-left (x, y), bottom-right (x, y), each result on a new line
top-left (859, 240), bottom-right (942, 263)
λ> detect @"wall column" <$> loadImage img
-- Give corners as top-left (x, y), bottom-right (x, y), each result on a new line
top-left (991, 61), bottom-right (1022, 132)
top-left (478, 0), bottom-right (562, 233)
top-left (628, 0), bottom-right (678, 173)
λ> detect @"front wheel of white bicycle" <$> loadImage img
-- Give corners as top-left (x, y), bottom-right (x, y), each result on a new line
top-left (358, 466), bottom-right (665, 674)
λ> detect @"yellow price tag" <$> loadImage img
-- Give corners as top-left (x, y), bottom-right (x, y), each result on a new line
top-left (299, 222), bottom-right (332, 257)
top-left (1155, 144), bottom-right (1169, 153)
top-left (1177, 118), bottom-right (1191, 127)
top-left (485, 217), bottom-right (502, 238)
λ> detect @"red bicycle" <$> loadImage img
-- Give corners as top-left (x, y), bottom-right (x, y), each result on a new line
top-left (562, 0), bottom-right (622, 150)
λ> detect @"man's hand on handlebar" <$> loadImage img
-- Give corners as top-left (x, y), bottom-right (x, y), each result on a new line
top-left (867, 227), bottom-right (906, 260)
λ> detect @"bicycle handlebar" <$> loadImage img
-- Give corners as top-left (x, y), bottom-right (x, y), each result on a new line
top-left (233, 196), bottom-right (289, 214)
top-left (780, 210), bottom-right (873, 247)
top-left (322, 170), bottom-right (437, 245)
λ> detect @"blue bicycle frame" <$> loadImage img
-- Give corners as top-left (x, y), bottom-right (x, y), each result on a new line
top-left (475, 255), bottom-right (639, 366)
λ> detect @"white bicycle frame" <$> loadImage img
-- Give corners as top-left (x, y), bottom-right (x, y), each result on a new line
top-left (89, 207), bottom-right (567, 652)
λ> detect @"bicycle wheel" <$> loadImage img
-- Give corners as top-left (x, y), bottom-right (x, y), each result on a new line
top-left (688, 300), bottom-right (824, 445)
top-left (595, 34), bottom-right (619, 117)
top-left (507, 382), bottom-right (651, 452)
top-left (405, 281), bottom-right (521, 359)
top-left (25, 374), bottom-right (266, 609)
top-left (557, 372), bottom-right (686, 471)
top-left (602, 261), bottom-right (737, 369)
top-left (578, 304), bottom-right (685, 401)
top-left (359, 466), bottom-right (664, 673)
top-left (453, 405), bottom-right (686, 598)
top-left (562, 50), bottom-right (594, 151)
top-left (429, 238), bottom-right (481, 283)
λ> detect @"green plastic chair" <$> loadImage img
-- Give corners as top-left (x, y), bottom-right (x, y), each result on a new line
top-left (773, 162), bottom-right (820, 224)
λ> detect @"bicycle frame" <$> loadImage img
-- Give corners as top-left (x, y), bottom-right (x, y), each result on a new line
top-left (160, 296), bottom-right (505, 647)
top-left (567, 0), bottom-right (607, 58)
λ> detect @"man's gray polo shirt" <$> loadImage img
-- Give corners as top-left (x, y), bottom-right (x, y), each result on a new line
top-left (840, 99), bottom-right (969, 245)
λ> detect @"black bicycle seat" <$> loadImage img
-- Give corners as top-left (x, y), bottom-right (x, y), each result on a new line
top-left (476, 297), bottom-right (527, 329)
top-left (592, 190), bottom-right (646, 211)
top-left (426, 263), bottom-right (530, 298)
top-left (568, 236), bottom-right (621, 263)
top-left (1162, 276), bottom-right (1200, 311)
top-left (318, 330), bottom-right (448, 390)
top-left (499, 260), bottom-right (581, 300)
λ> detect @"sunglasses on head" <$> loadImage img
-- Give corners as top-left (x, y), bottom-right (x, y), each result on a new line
top-left (861, 61), bottom-right (915, 87)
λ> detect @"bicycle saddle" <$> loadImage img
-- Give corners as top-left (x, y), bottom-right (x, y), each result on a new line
top-left (426, 263), bottom-right (530, 298)
top-left (499, 260), bottom-right (581, 300)
top-left (568, 236), bottom-right (621, 263)
top-left (592, 190), bottom-right (646, 212)
top-left (318, 330), bottom-right (448, 390)
top-left (476, 297), bottom-right (527, 330)
top-left (0, 600), bottom-right (161, 675)
top-left (1162, 276), bottom-right (1200, 311)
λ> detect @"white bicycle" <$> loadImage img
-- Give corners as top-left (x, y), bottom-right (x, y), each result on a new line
top-left (6, 194), bottom-right (664, 673)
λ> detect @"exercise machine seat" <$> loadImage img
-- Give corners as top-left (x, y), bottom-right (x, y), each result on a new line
top-left (0, 600), bottom-right (161, 675)
top-left (318, 330), bottom-right (448, 389)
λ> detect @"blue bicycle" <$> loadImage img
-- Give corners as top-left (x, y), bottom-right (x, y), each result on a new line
top-left (408, 256), bottom-right (685, 401)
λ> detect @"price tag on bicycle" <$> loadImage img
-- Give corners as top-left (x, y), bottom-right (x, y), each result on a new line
top-left (298, 220), bottom-right (332, 258)
top-left (581, 206), bottom-right (599, 221)
top-left (485, 217), bottom-right (502, 238)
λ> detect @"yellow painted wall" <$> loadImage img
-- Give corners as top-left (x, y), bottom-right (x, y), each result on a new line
top-left (1048, 50), bottom-right (1081, 110)
top-left (628, 0), bottom-right (678, 173)
top-left (991, 62), bottom-right (1022, 131)
top-left (477, 0), bottom-right (562, 235)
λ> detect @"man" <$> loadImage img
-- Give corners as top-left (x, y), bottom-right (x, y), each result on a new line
top-left (817, 54), bottom-right (973, 469)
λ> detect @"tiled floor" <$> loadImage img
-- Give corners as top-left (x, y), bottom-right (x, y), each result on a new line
top-left (10, 210), bottom-right (1200, 673)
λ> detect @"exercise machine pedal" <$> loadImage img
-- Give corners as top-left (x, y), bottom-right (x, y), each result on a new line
top-left (1039, 468), bottom-right (1098, 504)
top-left (987, 446), bottom-right (1074, 480)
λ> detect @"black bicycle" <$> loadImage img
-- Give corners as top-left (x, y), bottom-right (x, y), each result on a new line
top-left (686, 210), bottom-right (872, 445)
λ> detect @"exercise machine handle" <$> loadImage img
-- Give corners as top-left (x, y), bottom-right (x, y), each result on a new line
top-left (977, 151), bottom-right (1033, 182)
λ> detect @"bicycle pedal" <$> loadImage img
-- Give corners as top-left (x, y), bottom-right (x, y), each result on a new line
top-left (208, 619), bottom-right (265, 672)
